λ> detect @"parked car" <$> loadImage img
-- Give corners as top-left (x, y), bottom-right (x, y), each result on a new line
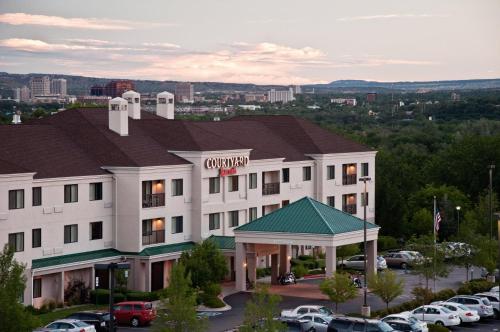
top-left (337, 255), bottom-right (387, 271)
top-left (399, 251), bottom-right (424, 262)
top-left (430, 301), bottom-right (480, 323)
top-left (475, 292), bottom-right (500, 318)
top-left (38, 319), bottom-right (96, 332)
top-left (383, 252), bottom-right (413, 269)
top-left (408, 305), bottom-right (460, 327)
top-left (298, 314), bottom-right (333, 332)
top-left (385, 319), bottom-right (422, 332)
top-left (381, 313), bottom-right (428, 332)
top-left (281, 305), bottom-right (333, 318)
top-left (327, 316), bottom-right (394, 332)
top-left (66, 311), bottom-right (113, 332)
top-left (113, 301), bottom-right (156, 327)
top-left (445, 295), bottom-right (494, 318)
top-left (491, 286), bottom-right (499, 293)
top-left (278, 317), bottom-right (316, 332)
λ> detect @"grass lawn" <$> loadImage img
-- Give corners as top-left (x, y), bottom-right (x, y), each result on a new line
top-left (36, 304), bottom-right (108, 326)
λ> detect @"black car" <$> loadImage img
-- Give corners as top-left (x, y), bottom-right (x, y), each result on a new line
top-left (65, 311), bottom-right (113, 332)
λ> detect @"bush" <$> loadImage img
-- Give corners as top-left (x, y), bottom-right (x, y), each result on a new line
top-left (256, 267), bottom-right (271, 278)
top-left (90, 289), bottom-right (126, 304)
top-left (457, 283), bottom-right (472, 295)
top-left (65, 279), bottom-right (91, 306)
top-left (433, 288), bottom-right (456, 301)
top-left (378, 236), bottom-right (399, 251)
top-left (126, 291), bottom-right (160, 302)
top-left (44, 299), bottom-right (57, 311)
top-left (457, 279), bottom-right (494, 295)
top-left (292, 264), bottom-right (308, 279)
top-left (203, 283), bottom-right (221, 297)
top-left (412, 287), bottom-right (434, 303)
top-left (428, 324), bottom-right (449, 332)
top-left (199, 293), bottom-right (225, 308)
top-left (298, 255), bottom-right (313, 260)
top-left (308, 269), bottom-right (325, 275)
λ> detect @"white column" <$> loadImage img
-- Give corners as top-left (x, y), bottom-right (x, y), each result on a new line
top-left (24, 270), bottom-right (33, 306)
top-left (279, 244), bottom-right (291, 275)
top-left (325, 246), bottom-right (337, 277)
top-left (145, 261), bottom-right (151, 291)
top-left (59, 271), bottom-right (65, 303)
top-left (235, 242), bottom-right (247, 291)
top-left (367, 240), bottom-right (377, 275)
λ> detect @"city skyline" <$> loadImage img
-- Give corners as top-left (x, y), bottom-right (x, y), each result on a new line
top-left (0, 0), bottom-right (499, 85)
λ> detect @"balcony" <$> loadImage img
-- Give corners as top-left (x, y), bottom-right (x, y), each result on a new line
top-left (262, 182), bottom-right (280, 195)
top-left (142, 193), bottom-right (165, 208)
top-left (343, 204), bottom-right (357, 215)
top-left (342, 174), bottom-right (357, 185)
top-left (142, 230), bottom-right (165, 245)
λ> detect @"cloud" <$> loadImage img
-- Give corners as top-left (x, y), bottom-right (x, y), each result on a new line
top-left (142, 42), bottom-right (181, 49)
top-left (337, 14), bottom-right (449, 22)
top-left (0, 13), bottom-right (177, 30)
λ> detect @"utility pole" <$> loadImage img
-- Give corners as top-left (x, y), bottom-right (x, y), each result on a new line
top-left (489, 165), bottom-right (495, 240)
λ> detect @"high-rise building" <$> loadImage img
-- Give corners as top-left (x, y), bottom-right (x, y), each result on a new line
top-left (13, 88), bottom-right (20, 101)
top-left (90, 85), bottom-right (105, 96)
top-left (175, 82), bottom-right (194, 103)
top-left (267, 88), bottom-right (295, 103)
top-left (104, 80), bottom-right (135, 98)
top-left (30, 76), bottom-right (50, 97)
top-left (291, 85), bottom-right (302, 94)
top-left (20, 86), bottom-right (30, 102)
top-left (50, 78), bottom-right (67, 96)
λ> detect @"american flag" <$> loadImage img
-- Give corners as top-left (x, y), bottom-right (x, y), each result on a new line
top-left (434, 210), bottom-right (442, 233)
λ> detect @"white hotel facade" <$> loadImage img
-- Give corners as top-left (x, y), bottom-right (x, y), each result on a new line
top-left (0, 91), bottom-right (376, 307)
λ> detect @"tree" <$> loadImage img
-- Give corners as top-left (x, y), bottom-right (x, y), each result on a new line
top-left (336, 244), bottom-right (360, 268)
top-left (239, 284), bottom-right (286, 332)
top-left (368, 270), bottom-right (404, 309)
top-left (319, 272), bottom-right (358, 312)
top-left (0, 244), bottom-right (39, 332)
top-left (153, 263), bottom-right (207, 332)
top-left (408, 235), bottom-right (449, 290)
top-left (408, 208), bottom-right (434, 236)
top-left (180, 240), bottom-right (228, 291)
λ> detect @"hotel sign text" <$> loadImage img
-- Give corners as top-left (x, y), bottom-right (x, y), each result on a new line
top-left (205, 156), bottom-right (250, 176)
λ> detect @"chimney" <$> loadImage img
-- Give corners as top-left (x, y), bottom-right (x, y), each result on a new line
top-left (108, 97), bottom-right (128, 136)
top-left (156, 91), bottom-right (175, 119)
top-left (122, 90), bottom-right (141, 119)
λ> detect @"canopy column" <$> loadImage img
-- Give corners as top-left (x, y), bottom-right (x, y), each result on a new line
top-left (235, 242), bottom-right (247, 291)
top-left (325, 246), bottom-right (337, 277)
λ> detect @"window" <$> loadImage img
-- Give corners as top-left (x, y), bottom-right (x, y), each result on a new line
top-left (142, 180), bottom-right (165, 208)
top-left (229, 211), bottom-right (239, 227)
top-left (89, 182), bottom-right (103, 201)
top-left (282, 168), bottom-right (290, 183)
top-left (32, 187), bottom-right (42, 206)
top-left (8, 189), bottom-right (24, 209)
top-left (342, 164), bottom-right (357, 185)
top-left (249, 207), bottom-right (258, 221)
top-left (228, 175), bottom-right (239, 192)
top-left (209, 213), bottom-right (220, 230)
top-left (282, 200), bottom-right (290, 207)
top-left (90, 221), bottom-right (103, 240)
top-left (172, 179), bottom-right (183, 196)
top-left (361, 192), bottom-right (369, 207)
top-left (142, 219), bottom-right (165, 245)
top-left (209, 177), bottom-right (220, 194)
top-left (342, 194), bottom-right (357, 214)
top-left (33, 279), bottom-right (42, 298)
top-left (361, 163), bottom-right (369, 177)
top-left (327, 165), bottom-right (335, 180)
top-left (64, 184), bottom-right (78, 203)
top-left (32, 228), bottom-right (41, 248)
top-left (8, 232), bottom-right (24, 252)
top-left (172, 216), bottom-right (183, 234)
top-left (64, 224), bottom-right (78, 243)
top-left (249, 173), bottom-right (257, 189)
top-left (327, 196), bottom-right (335, 207)
top-left (302, 166), bottom-right (311, 181)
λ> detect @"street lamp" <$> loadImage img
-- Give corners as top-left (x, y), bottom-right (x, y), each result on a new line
top-left (456, 206), bottom-right (461, 235)
top-left (359, 176), bottom-right (371, 317)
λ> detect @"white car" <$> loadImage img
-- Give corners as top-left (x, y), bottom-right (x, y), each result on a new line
top-left (297, 314), bottom-right (333, 332)
top-left (491, 286), bottom-right (499, 293)
top-left (445, 295), bottom-right (494, 318)
top-left (381, 313), bottom-right (428, 332)
top-left (39, 319), bottom-right (96, 332)
top-left (431, 301), bottom-right (480, 323)
top-left (409, 305), bottom-right (460, 327)
top-left (281, 305), bottom-right (333, 318)
top-left (337, 255), bottom-right (387, 270)
top-left (475, 292), bottom-right (500, 318)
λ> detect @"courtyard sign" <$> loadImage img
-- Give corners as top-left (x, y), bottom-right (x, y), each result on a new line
top-left (205, 156), bottom-right (250, 176)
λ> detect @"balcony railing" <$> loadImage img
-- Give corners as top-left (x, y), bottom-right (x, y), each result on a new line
top-left (342, 174), bottom-right (357, 185)
top-left (343, 204), bottom-right (357, 215)
top-left (142, 230), bottom-right (165, 245)
top-left (262, 182), bottom-right (280, 195)
top-left (142, 193), bottom-right (165, 208)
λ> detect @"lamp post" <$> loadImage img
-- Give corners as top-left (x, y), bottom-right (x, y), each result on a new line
top-left (456, 206), bottom-right (461, 235)
top-left (489, 165), bottom-right (495, 240)
top-left (359, 176), bottom-right (371, 317)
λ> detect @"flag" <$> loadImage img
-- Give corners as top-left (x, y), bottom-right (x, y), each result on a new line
top-left (434, 210), bottom-right (442, 233)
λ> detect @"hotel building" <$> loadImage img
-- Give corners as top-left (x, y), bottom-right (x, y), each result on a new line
top-left (0, 91), bottom-right (376, 307)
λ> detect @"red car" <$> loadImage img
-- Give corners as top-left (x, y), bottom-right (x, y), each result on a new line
top-left (113, 301), bottom-right (156, 327)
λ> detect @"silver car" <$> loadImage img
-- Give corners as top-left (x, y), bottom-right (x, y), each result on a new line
top-left (338, 255), bottom-right (387, 270)
top-left (298, 314), bottom-right (333, 332)
top-left (445, 295), bottom-right (494, 318)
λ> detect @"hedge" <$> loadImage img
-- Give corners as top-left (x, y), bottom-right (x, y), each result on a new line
top-left (456, 279), bottom-right (495, 295)
top-left (292, 264), bottom-right (308, 279)
top-left (90, 289), bottom-right (160, 304)
top-left (378, 236), bottom-right (399, 251)
top-left (428, 324), bottom-right (449, 332)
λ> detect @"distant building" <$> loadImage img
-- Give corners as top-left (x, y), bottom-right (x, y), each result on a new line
top-left (244, 93), bottom-right (267, 103)
top-left (291, 85), bottom-right (302, 94)
top-left (30, 76), bottom-right (50, 97)
top-left (76, 95), bottom-right (111, 106)
top-left (90, 85), bottom-right (105, 96)
top-left (175, 82), bottom-right (194, 103)
top-left (366, 93), bottom-right (377, 102)
top-left (51, 78), bottom-right (67, 96)
top-left (238, 105), bottom-right (261, 111)
top-left (267, 88), bottom-right (294, 103)
top-left (13, 88), bottom-right (20, 101)
top-left (451, 92), bottom-right (460, 101)
top-left (331, 98), bottom-right (357, 106)
top-left (104, 80), bottom-right (135, 98)
top-left (20, 86), bottom-right (30, 102)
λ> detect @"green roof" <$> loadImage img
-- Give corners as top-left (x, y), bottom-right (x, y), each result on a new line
top-left (235, 197), bottom-right (379, 235)
top-left (32, 248), bottom-right (123, 269)
top-left (207, 235), bottom-right (235, 250)
top-left (138, 241), bottom-right (195, 256)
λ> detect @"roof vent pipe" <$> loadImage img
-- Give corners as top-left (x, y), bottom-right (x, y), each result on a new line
top-left (122, 90), bottom-right (141, 120)
top-left (108, 97), bottom-right (128, 136)
top-left (156, 91), bottom-right (175, 119)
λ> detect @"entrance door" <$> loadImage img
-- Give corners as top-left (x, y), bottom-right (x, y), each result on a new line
top-left (95, 269), bottom-right (109, 289)
top-left (151, 262), bottom-right (164, 291)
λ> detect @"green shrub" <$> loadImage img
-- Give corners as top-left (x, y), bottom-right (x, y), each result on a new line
top-left (428, 324), bottom-right (449, 332)
top-left (434, 288), bottom-right (456, 301)
top-left (90, 289), bottom-right (126, 304)
top-left (203, 283), bottom-right (222, 296)
top-left (467, 279), bottom-right (495, 293)
top-left (378, 236), bottom-right (399, 251)
top-left (412, 287), bottom-right (434, 303)
top-left (256, 267), bottom-right (271, 278)
top-left (292, 264), bottom-right (308, 279)
top-left (298, 255), bottom-right (313, 260)
top-left (200, 293), bottom-right (225, 308)
top-left (308, 269), bottom-right (325, 275)
top-left (457, 283), bottom-right (472, 295)
top-left (126, 291), bottom-right (159, 302)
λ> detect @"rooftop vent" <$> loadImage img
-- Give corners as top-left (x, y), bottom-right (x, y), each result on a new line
top-left (108, 97), bottom-right (128, 136)
top-left (156, 91), bottom-right (174, 119)
top-left (122, 90), bottom-right (141, 120)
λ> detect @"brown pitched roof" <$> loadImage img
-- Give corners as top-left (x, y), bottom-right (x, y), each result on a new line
top-left (0, 109), bottom-right (372, 179)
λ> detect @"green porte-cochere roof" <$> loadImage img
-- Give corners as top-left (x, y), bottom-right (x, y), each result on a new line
top-left (235, 197), bottom-right (379, 235)
top-left (207, 235), bottom-right (236, 250)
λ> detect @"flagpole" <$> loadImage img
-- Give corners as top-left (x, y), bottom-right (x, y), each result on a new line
top-left (433, 196), bottom-right (437, 293)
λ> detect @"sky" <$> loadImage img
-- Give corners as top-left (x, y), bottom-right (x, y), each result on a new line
top-left (0, 0), bottom-right (499, 85)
